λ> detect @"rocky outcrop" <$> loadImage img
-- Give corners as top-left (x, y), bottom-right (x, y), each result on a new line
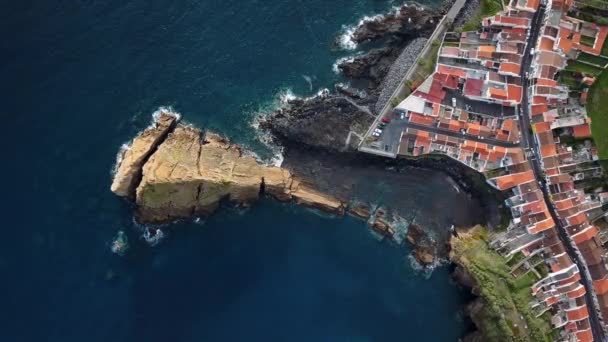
top-left (112, 114), bottom-right (346, 223)
top-left (111, 114), bottom-right (177, 197)
top-left (348, 202), bottom-right (372, 220)
top-left (347, 5), bottom-right (440, 45)
top-left (260, 95), bottom-right (374, 151)
top-left (406, 223), bottom-right (437, 267)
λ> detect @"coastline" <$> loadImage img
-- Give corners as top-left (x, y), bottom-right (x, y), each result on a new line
top-left (110, 1), bottom-right (505, 339)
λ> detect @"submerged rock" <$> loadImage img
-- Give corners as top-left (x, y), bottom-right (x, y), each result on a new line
top-left (111, 114), bottom-right (345, 223)
top-left (111, 230), bottom-right (129, 256)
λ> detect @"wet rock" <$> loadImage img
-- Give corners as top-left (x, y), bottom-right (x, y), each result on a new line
top-left (348, 202), bottom-right (372, 220)
top-left (347, 5), bottom-right (440, 45)
top-left (260, 95), bottom-right (374, 151)
top-left (406, 223), bottom-right (437, 267)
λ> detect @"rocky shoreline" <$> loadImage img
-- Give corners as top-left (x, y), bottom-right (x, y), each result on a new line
top-left (111, 2), bottom-right (504, 339)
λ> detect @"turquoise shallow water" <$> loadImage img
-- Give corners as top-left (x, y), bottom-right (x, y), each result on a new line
top-left (0, 0), bottom-right (476, 341)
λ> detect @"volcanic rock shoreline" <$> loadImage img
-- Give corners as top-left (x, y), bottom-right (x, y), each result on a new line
top-left (111, 113), bottom-right (347, 224)
top-left (111, 1), bottom-right (501, 266)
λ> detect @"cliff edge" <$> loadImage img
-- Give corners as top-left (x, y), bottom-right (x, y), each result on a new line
top-left (112, 113), bottom-right (345, 223)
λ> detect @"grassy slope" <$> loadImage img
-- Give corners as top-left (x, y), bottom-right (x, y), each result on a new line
top-left (451, 227), bottom-right (554, 342)
top-left (460, 0), bottom-right (503, 32)
top-left (587, 69), bottom-right (608, 158)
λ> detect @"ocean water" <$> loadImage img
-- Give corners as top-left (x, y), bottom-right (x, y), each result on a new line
top-left (0, 0), bottom-right (476, 341)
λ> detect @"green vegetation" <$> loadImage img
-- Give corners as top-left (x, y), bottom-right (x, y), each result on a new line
top-left (570, 10), bottom-right (608, 26)
top-left (451, 227), bottom-right (554, 342)
top-left (587, 67), bottom-right (608, 158)
top-left (565, 60), bottom-right (604, 76)
top-left (603, 41), bottom-right (608, 57)
top-left (558, 70), bottom-right (582, 90)
top-left (460, 0), bottom-right (503, 32)
top-left (506, 252), bottom-right (526, 268)
top-left (580, 35), bottom-right (596, 47)
top-left (577, 52), bottom-right (608, 67)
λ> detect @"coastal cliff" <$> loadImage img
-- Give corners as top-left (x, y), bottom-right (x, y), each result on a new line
top-left (112, 112), bottom-right (345, 223)
top-left (449, 226), bottom-right (553, 342)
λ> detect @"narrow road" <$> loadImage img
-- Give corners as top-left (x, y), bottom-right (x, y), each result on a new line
top-left (359, 0), bottom-right (467, 150)
top-left (521, 5), bottom-right (605, 340)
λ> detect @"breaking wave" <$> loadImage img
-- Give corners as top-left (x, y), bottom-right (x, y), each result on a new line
top-left (112, 106), bottom-right (183, 176)
top-left (336, 4), bottom-right (418, 51)
top-left (150, 106), bottom-right (181, 128)
top-left (332, 56), bottom-right (355, 74)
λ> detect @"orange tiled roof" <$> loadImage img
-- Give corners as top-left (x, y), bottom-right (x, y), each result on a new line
top-left (534, 121), bottom-right (551, 133)
top-left (572, 226), bottom-right (598, 245)
top-left (566, 305), bottom-right (589, 321)
top-left (573, 124), bottom-right (592, 138)
top-left (539, 37), bottom-right (555, 51)
top-left (499, 62), bottom-right (521, 75)
top-left (594, 277), bottom-right (608, 295)
top-left (494, 170), bottom-right (535, 190)
top-left (489, 87), bottom-right (508, 100)
top-left (567, 285), bottom-right (587, 299)
top-left (410, 113), bottom-right (435, 126)
top-left (507, 84), bottom-right (522, 102)
top-left (577, 329), bottom-right (593, 342)
top-left (437, 64), bottom-right (467, 78)
top-left (531, 103), bottom-right (549, 115)
top-left (568, 212), bottom-right (588, 226)
top-left (540, 144), bottom-right (557, 157)
top-left (530, 217), bottom-right (555, 234)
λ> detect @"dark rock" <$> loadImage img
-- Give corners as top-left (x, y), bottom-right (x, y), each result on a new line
top-left (260, 95), bottom-right (373, 151)
top-left (348, 5), bottom-right (440, 45)
top-left (406, 223), bottom-right (438, 267)
top-left (348, 202), bottom-right (372, 220)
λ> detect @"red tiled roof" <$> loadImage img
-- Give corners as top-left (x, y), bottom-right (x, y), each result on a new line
top-left (531, 104), bottom-right (549, 115)
top-left (577, 329), bottom-right (593, 342)
top-left (567, 285), bottom-right (587, 299)
top-left (409, 113), bottom-right (435, 126)
top-left (572, 226), bottom-right (598, 245)
top-left (573, 124), bottom-right (592, 138)
top-left (594, 277), bottom-right (608, 295)
top-left (507, 84), bottom-right (523, 102)
top-left (464, 78), bottom-right (484, 97)
top-left (566, 305), bottom-right (589, 321)
top-left (499, 62), bottom-right (521, 75)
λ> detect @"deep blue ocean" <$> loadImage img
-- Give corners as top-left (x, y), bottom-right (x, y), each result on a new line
top-left (1, 0), bottom-right (475, 341)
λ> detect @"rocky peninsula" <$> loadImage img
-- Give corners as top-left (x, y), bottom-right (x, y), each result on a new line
top-left (111, 1), bottom-right (501, 267)
top-left (112, 113), bottom-right (346, 223)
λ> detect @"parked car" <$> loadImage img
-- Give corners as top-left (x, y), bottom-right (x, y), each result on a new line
top-left (381, 117), bottom-right (390, 123)
top-left (372, 132), bottom-right (380, 137)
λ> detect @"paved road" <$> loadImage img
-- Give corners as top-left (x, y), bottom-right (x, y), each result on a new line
top-left (359, 0), bottom-right (467, 152)
top-left (520, 6), bottom-right (606, 340)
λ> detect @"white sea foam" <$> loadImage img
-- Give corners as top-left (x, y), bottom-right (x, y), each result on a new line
top-left (112, 142), bottom-right (131, 175)
top-left (150, 106), bottom-right (181, 128)
top-left (302, 74), bottom-right (313, 91)
top-left (336, 5), bottom-right (408, 51)
top-left (279, 88), bottom-right (298, 104)
top-left (332, 56), bottom-right (355, 74)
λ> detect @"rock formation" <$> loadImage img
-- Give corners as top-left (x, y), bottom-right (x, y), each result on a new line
top-left (406, 223), bottom-right (437, 267)
top-left (112, 113), bottom-right (345, 223)
top-left (346, 5), bottom-right (440, 45)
